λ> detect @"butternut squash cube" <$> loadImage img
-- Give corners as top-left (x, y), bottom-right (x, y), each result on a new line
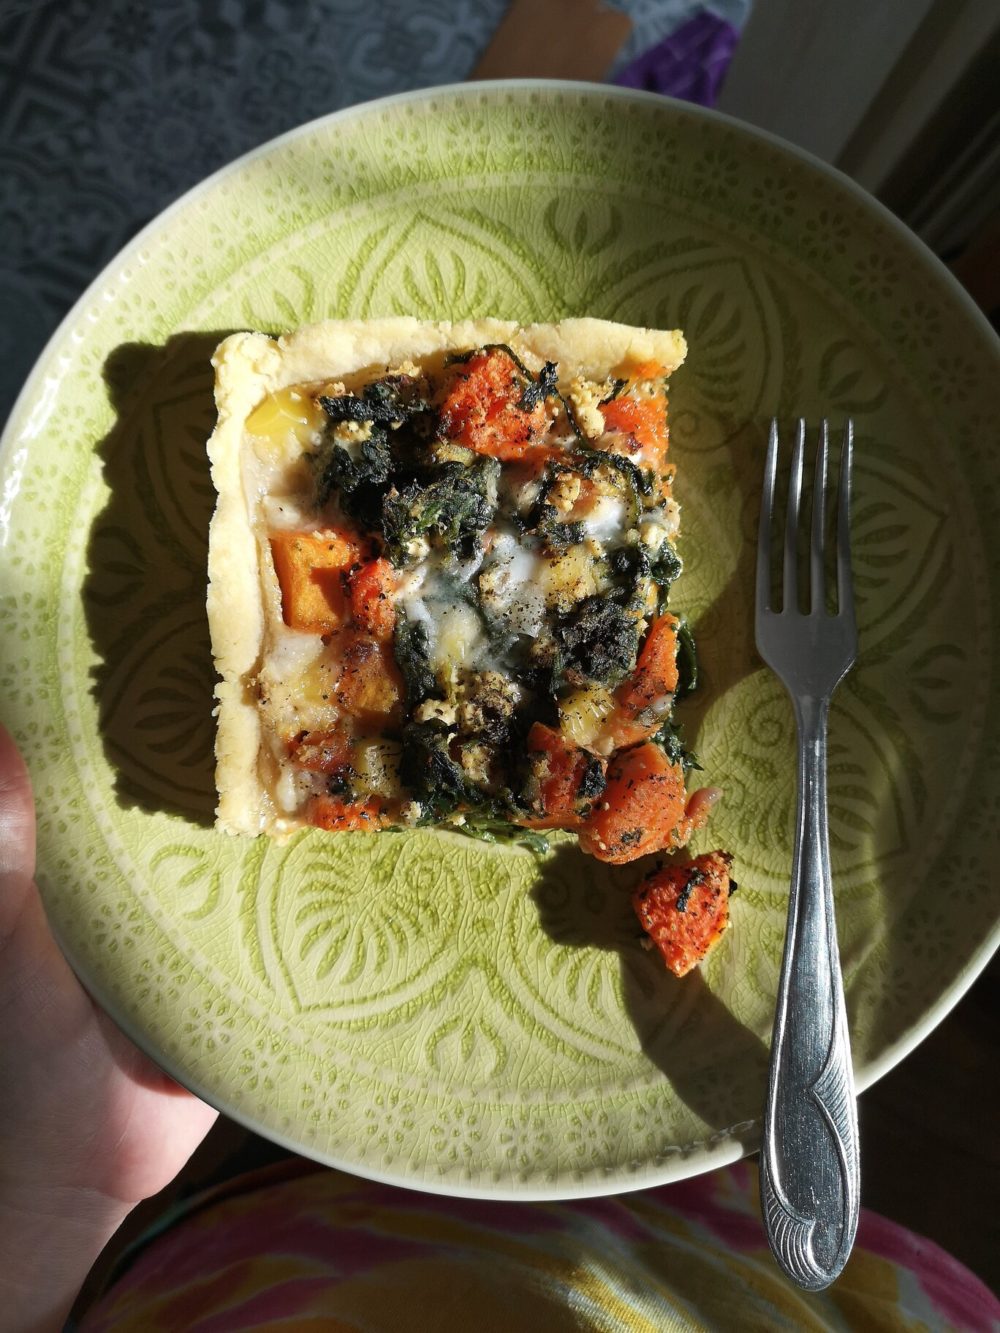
top-left (270, 529), bottom-right (358, 634)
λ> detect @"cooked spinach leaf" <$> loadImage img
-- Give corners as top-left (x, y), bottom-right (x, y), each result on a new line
top-left (596, 450), bottom-right (654, 498)
top-left (399, 722), bottom-right (521, 833)
top-left (399, 719), bottom-right (469, 814)
top-left (381, 458), bottom-right (500, 565)
top-left (559, 391), bottom-right (588, 445)
top-left (675, 616), bottom-right (698, 698)
top-left (578, 754), bottom-right (607, 802)
top-left (319, 375), bottom-right (429, 426)
top-left (675, 868), bottom-right (705, 914)
top-left (654, 719), bottom-right (702, 773)
top-left (518, 359), bottom-right (559, 410)
top-left (459, 813), bottom-right (550, 855)
top-left (315, 427), bottom-right (393, 520)
top-left (555, 596), bottom-right (638, 686)
top-left (534, 508), bottom-right (586, 551)
top-left (608, 545), bottom-right (647, 582)
top-left (650, 540), bottom-right (682, 588)
top-left (393, 609), bottom-right (436, 706)
top-left (650, 540), bottom-right (683, 613)
top-left (606, 544), bottom-right (656, 614)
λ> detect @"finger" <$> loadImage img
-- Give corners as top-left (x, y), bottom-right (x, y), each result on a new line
top-left (0, 723), bottom-right (37, 931)
top-left (94, 1006), bottom-right (199, 1096)
top-left (0, 724), bottom-right (93, 1079)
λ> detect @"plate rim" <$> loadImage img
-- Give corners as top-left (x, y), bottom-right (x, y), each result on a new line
top-left (4, 79), bottom-right (1000, 1199)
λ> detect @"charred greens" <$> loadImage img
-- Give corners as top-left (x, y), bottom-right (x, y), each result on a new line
top-left (382, 458), bottom-right (500, 565)
top-left (555, 596), bottom-right (639, 686)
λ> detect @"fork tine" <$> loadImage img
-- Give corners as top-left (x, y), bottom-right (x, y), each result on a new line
top-left (810, 420), bottom-right (829, 614)
top-left (757, 419), bottom-right (779, 613)
top-left (837, 420), bottom-right (855, 619)
top-left (783, 419), bottom-right (805, 613)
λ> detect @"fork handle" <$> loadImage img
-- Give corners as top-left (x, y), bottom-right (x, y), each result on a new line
top-left (760, 695), bottom-right (860, 1290)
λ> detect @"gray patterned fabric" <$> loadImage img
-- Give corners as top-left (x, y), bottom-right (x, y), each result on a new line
top-left (0, 0), bottom-right (746, 427)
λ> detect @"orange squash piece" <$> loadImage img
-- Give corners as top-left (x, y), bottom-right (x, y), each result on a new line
top-left (438, 347), bottom-right (549, 461)
top-left (590, 615), bottom-right (682, 760)
top-left (517, 722), bottom-right (606, 830)
top-left (614, 614), bottom-right (679, 727)
top-left (579, 742), bottom-right (687, 864)
top-left (307, 795), bottom-right (385, 832)
top-left (625, 359), bottom-right (667, 381)
top-left (334, 631), bottom-right (404, 729)
top-left (348, 557), bottom-right (398, 641)
top-left (632, 850), bottom-right (734, 977)
top-left (270, 528), bottom-right (361, 634)
top-left (600, 392), bottom-right (669, 470)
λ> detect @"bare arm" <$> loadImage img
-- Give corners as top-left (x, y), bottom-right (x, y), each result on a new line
top-left (0, 725), bottom-right (218, 1330)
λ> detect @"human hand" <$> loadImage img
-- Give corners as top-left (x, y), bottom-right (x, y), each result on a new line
top-left (0, 724), bottom-right (218, 1330)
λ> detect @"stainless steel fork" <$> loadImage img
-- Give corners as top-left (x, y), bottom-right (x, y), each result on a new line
top-left (755, 418), bottom-right (860, 1291)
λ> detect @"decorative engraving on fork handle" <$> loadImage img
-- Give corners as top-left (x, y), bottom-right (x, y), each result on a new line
top-left (760, 697), bottom-right (860, 1290)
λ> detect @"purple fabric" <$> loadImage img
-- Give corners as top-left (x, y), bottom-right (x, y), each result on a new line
top-left (613, 10), bottom-right (740, 107)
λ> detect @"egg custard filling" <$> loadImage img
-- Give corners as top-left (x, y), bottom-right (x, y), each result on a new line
top-left (206, 318), bottom-right (722, 872)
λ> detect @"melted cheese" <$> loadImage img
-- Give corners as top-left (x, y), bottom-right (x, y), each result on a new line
top-left (580, 495), bottom-right (627, 546)
top-left (479, 533), bottom-right (547, 637)
top-left (399, 558), bottom-right (490, 680)
top-left (261, 495), bottom-right (311, 531)
top-left (267, 626), bottom-right (326, 679)
top-left (638, 499), bottom-right (681, 550)
top-left (275, 765), bottom-right (323, 814)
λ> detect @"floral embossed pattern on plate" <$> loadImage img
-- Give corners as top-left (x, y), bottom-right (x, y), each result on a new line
top-left (1, 83), bottom-right (998, 1198)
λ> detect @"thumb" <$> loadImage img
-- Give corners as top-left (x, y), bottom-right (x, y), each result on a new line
top-left (0, 723), bottom-right (36, 934)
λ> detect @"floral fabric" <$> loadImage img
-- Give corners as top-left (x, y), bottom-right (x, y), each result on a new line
top-left (79, 1160), bottom-right (1000, 1332)
top-left (0, 0), bottom-right (750, 428)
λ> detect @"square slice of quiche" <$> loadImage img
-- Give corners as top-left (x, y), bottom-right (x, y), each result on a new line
top-left (206, 317), bottom-right (721, 872)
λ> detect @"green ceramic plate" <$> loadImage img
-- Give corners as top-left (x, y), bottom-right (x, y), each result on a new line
top-left (2, 83), bottom-right (998, 1199)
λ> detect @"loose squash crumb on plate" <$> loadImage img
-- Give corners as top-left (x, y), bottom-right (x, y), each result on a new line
top-left (633, 851), bottom-right (735, 977)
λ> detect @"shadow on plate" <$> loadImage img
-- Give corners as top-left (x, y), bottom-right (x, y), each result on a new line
top-left (84, 333), bottom-right (237, 826)
top-left (530, 841), bottom-right (769, 1136)
top-left (674, 415), bottom-right (766, 758)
